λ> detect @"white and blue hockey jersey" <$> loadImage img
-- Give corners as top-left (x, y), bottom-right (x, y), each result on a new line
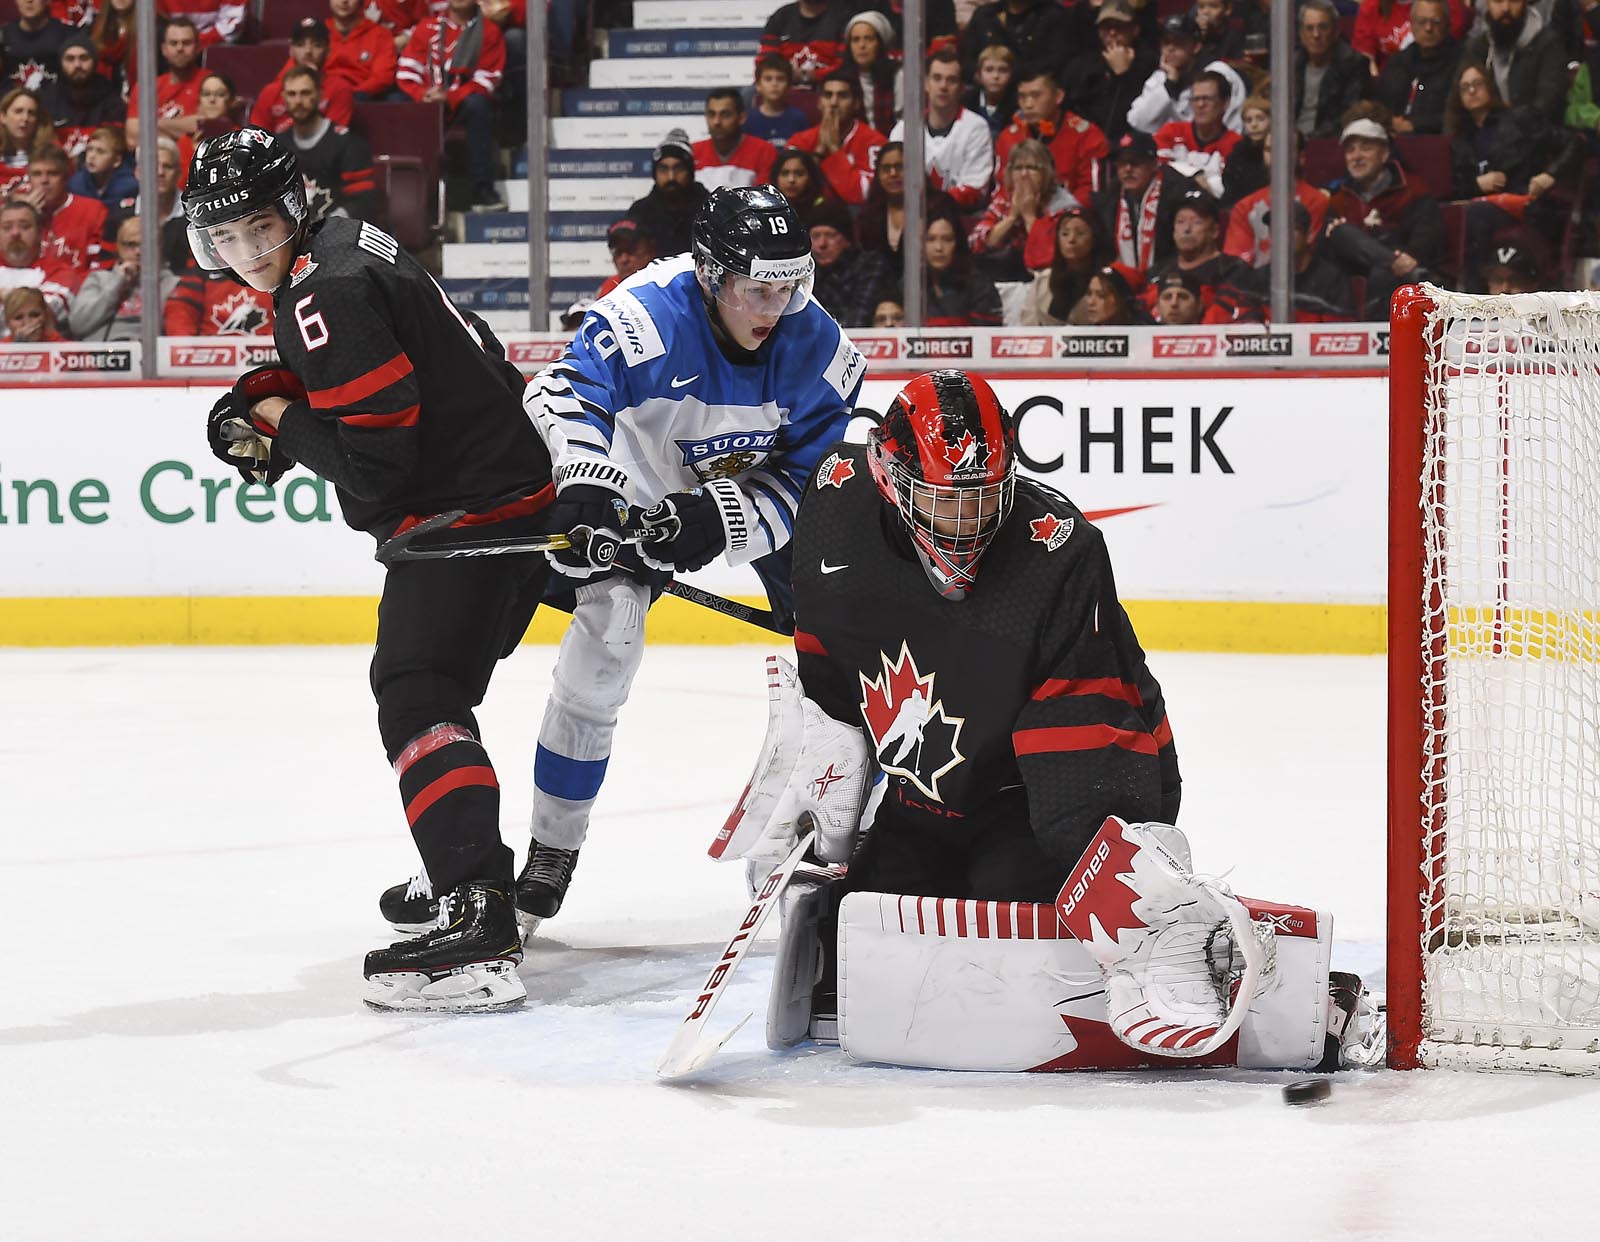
top-left (525, 255), bottom-right (866, 565)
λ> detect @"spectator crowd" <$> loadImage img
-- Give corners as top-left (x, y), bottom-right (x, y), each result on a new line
top-left (0, 0), bottom-right (1591, 343)
top-left (604, 0), bottom-right (1597, 327)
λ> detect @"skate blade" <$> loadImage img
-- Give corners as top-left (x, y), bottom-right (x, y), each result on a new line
top-left (515, 910), bottom-right (544, 943)
top-left (364, 960), bottom-right (526, 1013)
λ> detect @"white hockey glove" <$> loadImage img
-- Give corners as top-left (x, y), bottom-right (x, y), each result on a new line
top-left (1057, 816), bottom-right (1269, 1059)
top-left (711, 655), bottom-right (872, 870)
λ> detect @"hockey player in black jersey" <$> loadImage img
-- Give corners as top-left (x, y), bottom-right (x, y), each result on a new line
top-left (717, 370), bottom-right (1286, 1063)
top-left (789, 368), bottom-right (1180, 899)
top-left (185, 127), bottom-right (553, 1013)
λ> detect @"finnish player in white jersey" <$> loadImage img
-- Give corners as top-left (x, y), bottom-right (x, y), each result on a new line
top-left (510, 185), bottom-right (865, 929)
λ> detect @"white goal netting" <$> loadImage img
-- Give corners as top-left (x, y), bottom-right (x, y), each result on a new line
top-left (1415, 286), bottom-right (1600, 1071)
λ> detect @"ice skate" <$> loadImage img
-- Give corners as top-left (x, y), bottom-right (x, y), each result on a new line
top-left (364, 881), bottom-right (526, 1012)
top-left (515, 840), bottom-right (580, 937)
top-left (377, 868), bottom-right (439, 935)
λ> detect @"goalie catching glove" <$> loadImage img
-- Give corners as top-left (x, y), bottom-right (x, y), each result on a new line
top-left (205, 364), bottom-right (303, 485)
top-left (1057, 816), bottom-right (1271, 1059)
top-left (712, 654), bottom-right (873, 868)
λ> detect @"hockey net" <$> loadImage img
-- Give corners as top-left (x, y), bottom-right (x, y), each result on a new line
top-left (1389, 284), bottom-right (1600, 1072)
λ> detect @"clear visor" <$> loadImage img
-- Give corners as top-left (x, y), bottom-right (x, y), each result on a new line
top-left (188, 200), bottom-right (300, 273)
top-left (715, 271), bottom-right (810, 318)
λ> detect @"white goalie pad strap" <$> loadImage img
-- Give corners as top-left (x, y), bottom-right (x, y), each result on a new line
top-left (835, 891), bottom-right (1332, 1072)
top-left (710, 655), bottom-right (872, 866)
top-left (1057, 817), bottom-right (1266, 1059)
top-left (765, 868), bottom-right (840, 1050)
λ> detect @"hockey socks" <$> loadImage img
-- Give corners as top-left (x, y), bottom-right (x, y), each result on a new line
top-left (393, 723), bottom-right (514, 891)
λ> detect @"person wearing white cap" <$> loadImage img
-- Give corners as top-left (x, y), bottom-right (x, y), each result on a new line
top-left (1321, 109), bottom-right (1442, 318)
top-left (840, 9), bottom-right (900, 136)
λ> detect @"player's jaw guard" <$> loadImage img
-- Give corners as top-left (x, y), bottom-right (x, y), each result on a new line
top-left (868, 370), bottom-right (1017, 600)
top-left (181, 125), bottom-right (309, 277)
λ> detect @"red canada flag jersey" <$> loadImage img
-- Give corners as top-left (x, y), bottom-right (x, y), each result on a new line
top-left (995, 111), bottom-right (1108, 206)
top-left (163, 274), bottom-right (275, 336)
top-left (325, 17), bottom-right (399, 96)
top-left (127, 68), bottom-right (203, 122)
top-left (395, 13), bottom-right (505, 109)
top-left (788, 120), bottom-right (887, 206)
top-left (0, 256), bottom-right (83, 319)
top-left (40, 194), bottom-right (107, 272)
top-left (691, 134), bottom-right (777, 192)
top-left (157, 0), bottom-right (245, 48)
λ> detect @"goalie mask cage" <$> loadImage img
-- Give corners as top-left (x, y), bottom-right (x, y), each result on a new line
top-left (1389, 284), bottom-right (1600, 1072)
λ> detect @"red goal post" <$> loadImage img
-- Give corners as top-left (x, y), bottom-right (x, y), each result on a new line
top-left (1388, 283), bottom-right (1600, 1073)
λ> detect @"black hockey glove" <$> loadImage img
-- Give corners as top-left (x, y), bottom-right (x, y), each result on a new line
top-left (206, 390), bottom-right (296, 486)
top-left (636, 483), bottom-right (738, 573)
top-left (545, 468), bottom-right (632, 579)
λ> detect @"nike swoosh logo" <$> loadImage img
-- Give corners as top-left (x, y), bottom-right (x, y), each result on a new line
top-left (670, 374), bottom-right (699, 389)
top-left (820, 561), bottom-right (848, 574)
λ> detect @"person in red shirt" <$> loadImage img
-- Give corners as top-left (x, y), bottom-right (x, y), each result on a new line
top-left (758, 0), bottom-right (850, 86)
top-left (162, 268), bottom-right (274, 335)
top-left (125, 15), bottom-right (202, 147)
top-left (397, 0), bottom-right (506, 209)
top-left (995, 64), bottom-right (1109, 206)
top-left (789, 69), bottom-right (887, 205)
top-left (325, 0), bottom-right (399, 99)
top-left (0, 198), bottom-right (83, 320)
top-left (1153, 68), bottom-right (1240, 198)
top-left (20, 143), bottom-right (105, 272)
top-left (692, 87), bottom-right (777, 191)
top-left (157, 0), bottom-right (244, 50)
top-left (251, 18), bottom-right (356, 133)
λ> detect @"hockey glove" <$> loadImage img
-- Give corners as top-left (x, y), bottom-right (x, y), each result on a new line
top-left (206, 389), bottom-right (296, 486)
top-left (636, 481), bottom-right (741, 573)
top-left (545, 462), bottom-right (632, 579)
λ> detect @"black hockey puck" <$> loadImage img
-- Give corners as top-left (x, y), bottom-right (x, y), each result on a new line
top-left (1282, 1079), bottom-right (1332, 1106)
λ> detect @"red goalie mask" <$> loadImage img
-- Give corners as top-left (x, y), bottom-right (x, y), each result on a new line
top-left (867, 369), bottom-right (1017, 599)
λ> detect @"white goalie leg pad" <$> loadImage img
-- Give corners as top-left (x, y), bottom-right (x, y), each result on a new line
top-left (765, 867), bottom-right (842, 1049)
top-left (711, 655), bottom-right (872, 867)
top-left (1057, 816), bottom-right (1267, 1058)
top-left (836, 891), bottom-right (1332, 1071)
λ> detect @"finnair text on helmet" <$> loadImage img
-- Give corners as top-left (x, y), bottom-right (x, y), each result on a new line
top-left (748, 257), bottom-right (812, 282)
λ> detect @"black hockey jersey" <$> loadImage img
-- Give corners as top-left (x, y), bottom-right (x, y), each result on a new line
top-left (290, 121), bottom-right (378, 223)
top-left (792, 443), bottom-right (1179, 870)
top-left (272, 216), bottom-right (552, 539)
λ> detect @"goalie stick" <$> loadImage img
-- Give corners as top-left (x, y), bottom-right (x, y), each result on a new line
top-left (658, 827), bottom-right (818, 1080)
top-left (374, 512), bottom-right (792, 635)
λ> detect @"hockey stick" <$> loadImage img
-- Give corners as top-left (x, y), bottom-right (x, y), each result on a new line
top-left (376, 520), bottom-right (792, 635)
top-left (658, 826), bottom-right (818, 1080)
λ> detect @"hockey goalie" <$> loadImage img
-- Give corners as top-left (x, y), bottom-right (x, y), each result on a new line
top-left (707, 371), bottom-right (1380, 1073)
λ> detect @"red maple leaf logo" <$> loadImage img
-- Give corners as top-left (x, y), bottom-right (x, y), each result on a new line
top-left (1056, 817), bottom-right (1146, 946)
top-left (818, 452), bottom-right (855, 489)
top-left (1029, 513), bottom-right (1074, 550)
top-left (858, 643), bottom-right (935, 749)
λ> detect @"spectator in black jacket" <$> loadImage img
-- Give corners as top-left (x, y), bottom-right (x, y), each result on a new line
top-left (1460, 0), bottom-right (1569, 123)
top-left (759, 0), bottom-right (853, 87)
top-left (923, 206), bottom-right (1002, 326)
top-left (806, 198), bottom-right (890, 327)
top-left (1091, 129), bottom-right (1202, 276)
top-left (1374, 0), bottom-right (1459, 136)
top-left (36, 34), bottom-right (121, 161)
top-left (963, 42), bottom-right (1017, 135)
top-left (958, 0), bottom-right (1070, 79)
top-left (1446, 59), bottom-right (1580, 287)
top-left (1062, 2), bottom-right (1157, 149)
top-left (1294, 0), bottom-right (1368, 138)
top-left (627, 128), bottom-right (711, 256)
top-left (1, 0), bottom-right (72, 93)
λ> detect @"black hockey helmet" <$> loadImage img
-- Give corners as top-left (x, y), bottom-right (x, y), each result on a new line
top-left (692, 185), bottom-right (813, 292)
top-left (182, 126), bottom-right (309, 273)
top-left (868, 370), bottom-right (1017, 600)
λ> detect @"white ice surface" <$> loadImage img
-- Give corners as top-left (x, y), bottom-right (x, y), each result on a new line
top-left (4, 646), bottom-right (1597, 1241)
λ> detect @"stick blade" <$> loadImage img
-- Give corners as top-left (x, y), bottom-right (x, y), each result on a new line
top-left (657, 1012), bottom-right (752, 1080)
